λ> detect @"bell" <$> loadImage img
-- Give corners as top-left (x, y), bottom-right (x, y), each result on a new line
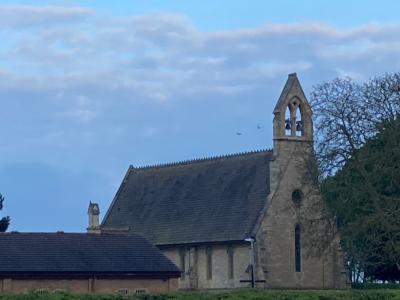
top-left (285, 119), bottom-right (291, 130)
top-left (296, 121), bottom-right (302, 132)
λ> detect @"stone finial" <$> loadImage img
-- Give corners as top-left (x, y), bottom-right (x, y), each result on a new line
top-left (87, 202), bottom-right (101, 234)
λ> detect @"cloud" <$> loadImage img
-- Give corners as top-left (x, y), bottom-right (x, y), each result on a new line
top-left (1, 6), bottom-right (399, 232)
top-left (55, 94), bottom-right (98, 123)
top-left (1, 11), bottom-right (400, 143)
top-left (2, 8), bottom-right (399, 96)
top-left (0, 5), bottom-right (92, 28)
top-left (0, 9), bottom-right (399, 167)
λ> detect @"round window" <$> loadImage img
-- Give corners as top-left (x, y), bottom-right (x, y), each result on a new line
top-left (292, 190), bottom-right (303, 205)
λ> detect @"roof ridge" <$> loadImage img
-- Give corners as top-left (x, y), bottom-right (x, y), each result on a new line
top-left (132, 148), bottom-right (273, 170)
top-left (0, 232), bottom-right (139, 236)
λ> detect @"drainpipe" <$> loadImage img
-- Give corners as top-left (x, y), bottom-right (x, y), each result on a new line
top-left (245, 237), bottom-right (256, 288)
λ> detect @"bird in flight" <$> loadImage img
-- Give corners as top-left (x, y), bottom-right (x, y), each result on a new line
top-left (257, 125), bottom-right (262, 129)
top-left (236, 132), bottom-right (243, 136)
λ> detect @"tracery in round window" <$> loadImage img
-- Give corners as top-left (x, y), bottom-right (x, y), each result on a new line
top-left (292, 189), bottom-right (303, 205)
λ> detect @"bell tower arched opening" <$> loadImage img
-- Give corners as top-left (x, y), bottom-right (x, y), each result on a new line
top-left (295, 105), bottom-right (302, 137)
top-left (273, 73), bottom-right (313, 144)
top-left (285, 106), bottom-right (291, 136)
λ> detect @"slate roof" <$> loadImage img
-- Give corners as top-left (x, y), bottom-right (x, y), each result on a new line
top-left (102, 149), bottom-right (273, 246)
top-left (0, 232), bottom-right (180, 277)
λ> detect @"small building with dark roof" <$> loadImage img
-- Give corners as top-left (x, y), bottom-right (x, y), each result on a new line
top-left (101, 74), bottom-right (350, 290)
top-left (0, 232), bottom-right (180, 294)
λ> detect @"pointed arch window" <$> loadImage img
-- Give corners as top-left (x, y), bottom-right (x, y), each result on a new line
top-left (295, 106), bottom-right (303, 136)
top-left (227, 246), bottom-right (234, 279)
top-left (285, 105), bottom-right (291, 136)
top-left (295, 224), bottom-right (301, 272)
top-left (283, 97), bottom-right (306, 138)
top-left (206, 246), bottom-right (212, 280)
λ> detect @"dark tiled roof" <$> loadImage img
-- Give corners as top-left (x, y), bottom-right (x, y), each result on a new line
top-left (0, 233), bottom-right (179, 276)
top-left (102, 150), bottom-right (273, 245)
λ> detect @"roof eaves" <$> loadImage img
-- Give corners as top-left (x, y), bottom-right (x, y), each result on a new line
top-left (156, 238), bottom-right (249, 248)
top-left (0, 271), bottom-right (181, 279)
top-left (250, 192), bottom-right (274, 238)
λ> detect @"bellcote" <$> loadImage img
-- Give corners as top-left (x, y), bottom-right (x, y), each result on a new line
top-left (273, 73), bottom-right (313, 142)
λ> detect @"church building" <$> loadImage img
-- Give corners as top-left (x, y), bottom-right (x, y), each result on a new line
top-left (101, 74), bottom-right (349, 289)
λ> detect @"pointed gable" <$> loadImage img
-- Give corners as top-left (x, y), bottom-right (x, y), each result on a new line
top-left (101, 150), bottom-right (273, 246)
top-left (273, 73), bottom-right (313, 141)
top-left (273, 73), bottom-right (308, 114)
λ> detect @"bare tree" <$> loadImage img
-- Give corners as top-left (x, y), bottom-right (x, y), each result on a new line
top-left (310, 77), bottom-right (371, 177)
top-left (310, 73), bottom-right (400, 178)
top-left (309, 72), bottom-right (400, 282)
top-left (364, 73), bottom-right (400, 122)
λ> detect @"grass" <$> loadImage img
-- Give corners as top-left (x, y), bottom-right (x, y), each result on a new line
top-left (1, 289), bottom-right (400, 300)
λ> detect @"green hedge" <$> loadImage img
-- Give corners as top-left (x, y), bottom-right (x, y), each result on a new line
top-left (352, 283), bottom-right (400, 289)
top-left (1, 289), bottom-right (400, 300)
top-left (165, 289), bottom-right (400, 300)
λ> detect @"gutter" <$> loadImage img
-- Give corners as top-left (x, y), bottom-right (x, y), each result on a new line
top-left (0, 271), bottom-right (181, 280)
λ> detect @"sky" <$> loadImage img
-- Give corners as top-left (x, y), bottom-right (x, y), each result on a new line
top-left (0, 0), bottom-right (399, 232)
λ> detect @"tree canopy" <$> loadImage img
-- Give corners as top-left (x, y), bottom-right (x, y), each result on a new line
top-left (0, 193), bottom-right (10, 232)
top-left (310, 72), bottom-right (400, 282)
top-left (321, 118), bottom-right (400, 282)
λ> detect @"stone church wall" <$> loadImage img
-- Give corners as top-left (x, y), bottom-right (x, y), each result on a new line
top-left (252, 73), bottom-right (349, 289)
top-left (255, 139), bottom-right (349, 288)
top-left (161, 243), bottom-right (253, 290)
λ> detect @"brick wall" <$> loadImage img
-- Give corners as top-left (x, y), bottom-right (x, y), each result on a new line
top-left (0, 277), bottom-right (178, 294)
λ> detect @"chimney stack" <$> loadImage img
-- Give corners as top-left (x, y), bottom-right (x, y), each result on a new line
top-left (87, 202), bottom-right (101, 234)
